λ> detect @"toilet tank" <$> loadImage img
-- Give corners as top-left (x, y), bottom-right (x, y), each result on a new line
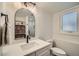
top-left (46, 39), bottom-right (53, 47)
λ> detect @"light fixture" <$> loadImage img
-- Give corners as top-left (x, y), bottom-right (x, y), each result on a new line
top-left (24, 2), bottom-right (36, 7)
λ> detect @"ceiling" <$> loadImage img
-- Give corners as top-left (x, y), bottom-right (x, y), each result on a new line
top-left (1, 2), bottom-right (79, 14)
top-left (36, 2), bottom-right (79, 14)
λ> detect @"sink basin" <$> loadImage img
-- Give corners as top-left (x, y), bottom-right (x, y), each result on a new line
top-left (20, 41), bottom-right (39, 51)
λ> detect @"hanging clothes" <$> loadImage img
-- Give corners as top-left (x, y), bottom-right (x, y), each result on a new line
top-left (0, 13), bottom-right (8, 45)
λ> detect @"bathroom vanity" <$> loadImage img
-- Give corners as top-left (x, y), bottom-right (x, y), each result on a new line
top-left (1, 8), bottom-right (52, 56)
top-left (2, 39), bottom-right (51, 56)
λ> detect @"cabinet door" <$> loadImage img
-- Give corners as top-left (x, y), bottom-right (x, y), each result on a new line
top-left (37, 49), bottom-right (50, 56)
top-left (36, 45), bottom-right (51, 56)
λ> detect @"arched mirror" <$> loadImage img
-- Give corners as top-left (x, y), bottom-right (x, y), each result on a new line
top-left (15, 8), bottom-right (35, 39)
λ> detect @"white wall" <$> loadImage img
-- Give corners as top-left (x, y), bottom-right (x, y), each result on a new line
top-left (0, 2), bottom-right (53, 44)
top-left (35, 8), bottom-right (53, 41)
top-left (52, 5), bottom-right (79, 55)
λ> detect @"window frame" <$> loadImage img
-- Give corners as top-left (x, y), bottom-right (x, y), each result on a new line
top-left (62, 12), bottom-right (77, 33)
top-left (60, 11), bottom-right (78, 34)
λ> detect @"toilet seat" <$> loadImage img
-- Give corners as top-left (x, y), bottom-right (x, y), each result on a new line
top-left (51, 47), bottom-right (66, 56)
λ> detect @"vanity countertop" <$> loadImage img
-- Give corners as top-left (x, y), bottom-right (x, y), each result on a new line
top-left (2, 39), bottom-right (51, 56)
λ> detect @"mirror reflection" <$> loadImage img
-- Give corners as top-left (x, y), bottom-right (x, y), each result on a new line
top-left (15, 8), bottom-right (35, 39)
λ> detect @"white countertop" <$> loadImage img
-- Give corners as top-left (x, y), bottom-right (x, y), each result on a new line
top-left (2, 39), bottom-right (50, 56)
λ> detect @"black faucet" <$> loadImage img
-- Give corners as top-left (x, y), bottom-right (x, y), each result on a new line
top-left (26, 35), bottom-right (30, 43)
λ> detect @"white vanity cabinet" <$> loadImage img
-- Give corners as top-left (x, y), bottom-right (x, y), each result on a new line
top-left (25, 45), bottom-right (51, 56)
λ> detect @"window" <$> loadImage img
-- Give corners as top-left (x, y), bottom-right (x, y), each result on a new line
top-left (62, 12), bottom-right (77, 32)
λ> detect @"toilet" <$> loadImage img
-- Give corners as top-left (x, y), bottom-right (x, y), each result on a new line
top-left (51, 47), bottom-right (66, 56)
top-left (46, 40), bottom-right (67, 56)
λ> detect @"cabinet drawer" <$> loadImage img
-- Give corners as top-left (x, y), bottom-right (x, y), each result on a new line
top-left (25, 52), bottom-right (35, 56)
top-left (36, 45), bottom-right (51, 56)
top-left (37, 49), bottom-right (50, 56)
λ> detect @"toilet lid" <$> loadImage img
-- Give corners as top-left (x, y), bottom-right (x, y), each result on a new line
top-left (51, 47), bottom-right (66, 55)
